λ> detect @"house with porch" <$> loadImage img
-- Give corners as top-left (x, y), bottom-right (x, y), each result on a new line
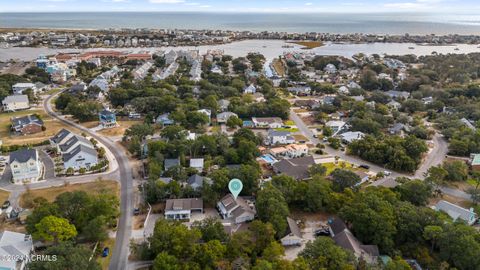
top-left (9, 149), bottom-right (42, 184)
top-left (99, 109), bottom-right (117, 129)
top-left (164, 198), bottom-right (204, 221)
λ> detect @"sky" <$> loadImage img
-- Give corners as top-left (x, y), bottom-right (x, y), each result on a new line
top-left (0, 0), bottom-right (479, 13)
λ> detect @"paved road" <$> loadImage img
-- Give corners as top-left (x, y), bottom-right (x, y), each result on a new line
top-left (44, 91), bottom-right (133, 270)
top-left (289, 109), bottom-right (473, 200)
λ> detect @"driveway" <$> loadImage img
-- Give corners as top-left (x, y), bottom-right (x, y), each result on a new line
top-left (39, 150), bottom-right (55, 179)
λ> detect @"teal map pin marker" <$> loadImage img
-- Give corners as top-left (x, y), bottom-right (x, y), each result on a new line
top-left (229, 178), bottom-right (243, 200)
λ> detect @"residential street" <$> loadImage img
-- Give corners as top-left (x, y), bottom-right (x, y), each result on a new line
top-left (43, 91), bottom-right (134, 270)
top-left (289, 109), bottom-right (472, 200)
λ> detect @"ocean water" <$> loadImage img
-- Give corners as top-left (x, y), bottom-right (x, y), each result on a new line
top-left (1, 12), bottom-right (480, 35)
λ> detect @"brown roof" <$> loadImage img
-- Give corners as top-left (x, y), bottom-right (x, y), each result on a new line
top-left (272, 156), bottom-right (315, 180)
top-left (165, 198), bottom-right (203, 211)
top-left (286, 217), bottom-right (302, 238)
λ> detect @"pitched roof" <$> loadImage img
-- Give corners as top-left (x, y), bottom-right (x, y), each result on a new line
top-left (0, 231), bottom-right (32, 259)
top-left (165, 198), bottom-right (203, 211)
top-left (11, 114), bottom-right (43, 128)
top-left (99, 109), bottom-right (115, 117)
top-left (268, 129), bottom-right (291, 137)
top-left (62, 144), bottom-right (98, 162)
top-left (190, 158), bottom-right (204, 168)
top-left (272, 156), bottom-right (315, 180)
top-left (9, 148), bottom-right (37, 163)
top-left (51, 128), bottom-right (72, 144)
top-left (329, 218), bottom-right (348, 236)
top-left (60, 135), bottom-right (93, 152)
top-left (164, 158), bottom-right (180, 170)
top-left (285, 217), bottom-right (302, 238)
top-left (434, 200), bottom-right (477, 223)
top-left (2, 95), bottom-right (28, 104)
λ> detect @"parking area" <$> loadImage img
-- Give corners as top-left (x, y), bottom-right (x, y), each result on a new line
top-left (188, 208), bottom-right (221, 226)
top-left (284, 213), bottom-right (329, 261)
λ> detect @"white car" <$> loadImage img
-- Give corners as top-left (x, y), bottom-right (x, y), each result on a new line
top-left (384, 171), bottom-right (392, 176)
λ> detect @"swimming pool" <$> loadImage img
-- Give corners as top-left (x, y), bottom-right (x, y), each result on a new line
top-left (261, 154), bottom-right (278, 164)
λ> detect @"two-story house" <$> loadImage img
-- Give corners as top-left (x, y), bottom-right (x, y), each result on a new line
top-left (2, 95), bottom-right (29, 112)
top-left (99, 109), bottom-right (117, 129)
top-left (266, 130), bottom-right (295, 145)
top-left (9, 148), bottom-right (42, 184)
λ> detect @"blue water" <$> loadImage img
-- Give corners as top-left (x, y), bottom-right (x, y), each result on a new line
top-left (261, 154), bottom-right (278, 164)
top-left (1, 12), bottom-right (480, 35)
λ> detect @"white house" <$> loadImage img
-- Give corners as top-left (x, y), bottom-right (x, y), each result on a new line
top-left (63, 144), bottom-right (98, 170)
top-left (165, 198), bottom-right (203, 221)
top-left (217, 112), bottom-right (238, 123)
top-left (433, 200), bottom-right (478, 225)
top-left (89, 78), bottom-right (109, 92)
top-left (0, 231), bottom-right (34, 270)
top-left (9, 149), bottom-right (42, 184)
top-left (190, 158), bottom-right (204, 172)
top-left (2, 95), bottom-right (29, 111)
top-left (252, 117), bottom-right (283, 129)
top-left (59, 135), bottom-right (94, 154)
top-left (244, 84), bottom-right (256, 94)
top-left (266, 130), bottom-right (296, 145)
top-left (217, 194), bottom-right (256, 224)
top-left (12, 83), bottom-right (37, 95)
top-left (269, 144), bottom-right (308, 159)
top-left (324, 63), bottom-right (337, 74)
top-left (339, 131), bottom-right (365, 144)
top-left (325, 120), bottom-right (347, 136)
top-left (281, 217), bottom-right (303, 246)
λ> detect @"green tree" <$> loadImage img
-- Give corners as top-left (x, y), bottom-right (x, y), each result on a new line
top-left (226, 115), bottom-right (243, 129)
top-left (28, 241), bottom-right (101, 270)
top-left (385, 257), bottom-right (412, 270)
top-left (34, 215), bottom-right (77, 243)
top-left (340, 188), bottom-right (397, 252)
top-left (300, 237), bottom-right (355, 269)
top-left (193, 217), bottom-right (228, 243)
top-left (395, 180), bottom-right (432, 206)
top-left (256, 184), bottom-right (289, 238)
top-left (153, 252), bottom-right (180, 270)
top-left (150, 219), bottom-right (201, 259)
top-left (423, 225), bottom-right (443, 252)
top-left (443, 161), bottom-right (469, 182)
top-left (330, 169), bottom-right (361, 192)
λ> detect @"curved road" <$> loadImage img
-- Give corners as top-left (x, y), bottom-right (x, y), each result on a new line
top-left (44, 92), bottom-right (133, 270)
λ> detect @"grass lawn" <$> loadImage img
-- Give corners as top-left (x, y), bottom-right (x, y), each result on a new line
top-left (283, 120), bottom-right (295, 126)
top-left (272, 58), bottom-right (286, 77)
top-left (19, 180), bottom-right (119, 208)
top-left (322, 162), bottom-right (354, 174)
top-left (289, 41), bottom-right (324, 49)
top-left (275, 127), bottom-right (299, 132)
top-left (0, 189), bottom-right (10, 203)
top-left (42, 88), bottom-right (62, 95)
top-left (0, 109), bottom-right (71, 146)
top-left (97, 238), bottom-right (115, 270)
top-left (81, 120), bottom-right (142, 137)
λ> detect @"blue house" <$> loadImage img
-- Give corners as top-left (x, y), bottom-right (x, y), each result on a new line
top-left (99, 109), bottom-right (117, 128)
top-left (156, 113), bottom-right (174, 126)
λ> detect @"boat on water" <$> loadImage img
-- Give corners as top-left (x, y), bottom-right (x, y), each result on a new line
top-left (408, 47), bottom-right (415, 50)
top-left (282, 45), bottom-right (294, 48)
top-left (454, 48), bottom-right (460, 51)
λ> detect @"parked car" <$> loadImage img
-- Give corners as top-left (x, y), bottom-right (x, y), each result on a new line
top-left (359, 164), bottom-right (370, 170)
top-left (314, 228), bottom-right (331, 237)
top-left (384, 170), bottom-right (392, 176)
top-left (133, 208), bottom-right (140, 215)
top-left (1, 200), bottom-right (10, 210)
top-left (102, 247), bottom-right (109, 257)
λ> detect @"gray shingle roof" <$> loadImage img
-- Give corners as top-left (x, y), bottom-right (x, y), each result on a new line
top-left (62, 144), bottom-right (97, 162)
top-left (51, 128), bottom-right (72, 144)
top-left (2, 95), bottom-right (28, 104)
top-left (286, 217), bottom-right (302, 238)
top-left (11, 115), bottom-right (43, 128)
top-left (272, 156), bottom-right (315, 180)
top-left (9, 148), bottom-right (37, 163)
top-left (164, 158), bottom-right (180, 171)
top-left (435, 200), bottom-right (477, 223)
top-left (60, 135), bottom-right (92, 152)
